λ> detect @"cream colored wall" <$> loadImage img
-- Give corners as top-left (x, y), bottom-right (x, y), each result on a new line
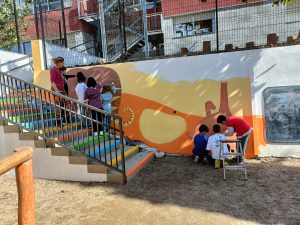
top-left (0, 126), bottom-right (107, 182)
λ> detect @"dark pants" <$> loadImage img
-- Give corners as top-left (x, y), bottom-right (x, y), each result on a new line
top-left (207, 155), bottom-right (215, 165)
top-left (237, 132), bottom-right (251, 154)
top-left (193, 150), bottom-right (208, 161)
top-left (53, 90), bottom-right (70, 123)
top-left (91, 110), bottom-right (103, 133)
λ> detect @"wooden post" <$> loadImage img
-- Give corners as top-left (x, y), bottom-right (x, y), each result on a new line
top-left (15, 158), bottom-right (35, 225)
top-left (0, 147), bottom-right (35, 225)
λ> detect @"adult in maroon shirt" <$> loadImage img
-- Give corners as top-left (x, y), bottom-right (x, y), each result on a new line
top-left (50, 57), bottom-right (72, 123)
top-left (50, 57), bottom-right (65, 93)
top-left (84, 77), bottom-right (103, 136)
top-left (217, 115), bottom-right (253, 154)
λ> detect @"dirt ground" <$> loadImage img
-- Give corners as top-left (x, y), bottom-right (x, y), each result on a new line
top-left (0, 157), bottom-right (300, 225)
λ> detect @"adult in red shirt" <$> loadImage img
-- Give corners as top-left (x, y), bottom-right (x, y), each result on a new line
top-left (50, 57), bottom-right (65, 93)
top-left (217, 115), bottom-right (252, 154)
top-left (50, 57), bottom-right (70, 123)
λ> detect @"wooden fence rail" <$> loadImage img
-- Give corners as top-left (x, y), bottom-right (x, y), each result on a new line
top-left (0, 146), bottom-right (35, 225)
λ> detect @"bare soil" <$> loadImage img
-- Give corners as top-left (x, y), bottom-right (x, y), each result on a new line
top-left (0, 157), bottom-right (300, 225)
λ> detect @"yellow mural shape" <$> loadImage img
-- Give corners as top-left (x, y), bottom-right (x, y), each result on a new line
top-left (140, 109), bottom-right (187, 144)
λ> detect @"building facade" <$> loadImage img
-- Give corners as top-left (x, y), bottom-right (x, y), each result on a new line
top-left (161, 0), bottom-right (300, 55)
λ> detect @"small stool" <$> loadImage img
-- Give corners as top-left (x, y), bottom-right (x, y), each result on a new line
top-left (220, 139), bottom-right (247, 180)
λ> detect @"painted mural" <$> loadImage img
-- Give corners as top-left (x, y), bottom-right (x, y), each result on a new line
top-left (57, 63), bottom-right (252, 155)
top-left (32, 41), bottom-right (300, 158)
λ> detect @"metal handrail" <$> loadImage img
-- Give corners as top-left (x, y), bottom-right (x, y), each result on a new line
top-left (0, 72), bottom-right (127, 184)
top-left (0, 55), bottom-right (32, 67)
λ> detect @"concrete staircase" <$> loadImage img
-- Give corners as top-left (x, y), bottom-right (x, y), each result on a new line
top-left (0, 76), bottom-right (154, 184)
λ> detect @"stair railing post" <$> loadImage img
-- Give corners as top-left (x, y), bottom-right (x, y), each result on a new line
top-left (38, 89), bottom-right (46, 147)
top-left (118, 117), bottom-right (127, 184)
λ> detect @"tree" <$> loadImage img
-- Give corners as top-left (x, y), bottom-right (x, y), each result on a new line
top-left (0, 0), bottom-right (31, 51)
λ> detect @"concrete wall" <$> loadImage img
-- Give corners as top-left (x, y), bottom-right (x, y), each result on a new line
top-left (0, 50), bottom-right (33, 82)
top-left (0, 126), bottom-right (107, 182)
top-left (33, 43), bottom-right (300, 158)
top-left (162, 1), bottom-right (300, 55)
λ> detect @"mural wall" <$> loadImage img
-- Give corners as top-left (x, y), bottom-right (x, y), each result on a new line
top-left (33, 42), bottom-right (300, 158)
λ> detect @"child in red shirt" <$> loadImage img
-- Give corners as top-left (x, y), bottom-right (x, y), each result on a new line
top-left (217, 115), bottom-right (252, 155)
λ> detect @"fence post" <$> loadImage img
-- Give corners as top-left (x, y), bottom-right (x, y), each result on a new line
top-left (13, 0), bottom-right (21, 53)
top-left (121, 0), bottom-right (127, 61)
top-left (99, 0), bottom-right (107, 61)
top-left (60, 0), bottom-right (67, 47)
top-left (215, 0), bottom-right (219, 52)
top-left (33, 0), bottom-right (39, 39)
top-left (118, 0), bottom-right (125, 62)
top-left (0, 147), bottom-right (35, 225)
top-left (142, 0), bottom-right (149, 57)
top-left (15, 153), bottom-right (35, 225)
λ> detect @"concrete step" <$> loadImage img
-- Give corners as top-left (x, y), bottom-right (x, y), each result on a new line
top-left (107, 151), bottom-right (155, 183)
top-left (125, 151), bottom-right (155, 178)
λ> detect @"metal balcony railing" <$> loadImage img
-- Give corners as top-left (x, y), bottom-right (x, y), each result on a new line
top-left (0, 72), bottom-right (127, 184)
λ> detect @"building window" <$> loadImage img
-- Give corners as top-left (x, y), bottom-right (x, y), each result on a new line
top-left (174, 19), bottom-right (214, 38)
top-left (33, 0), bottom-right (72, 13)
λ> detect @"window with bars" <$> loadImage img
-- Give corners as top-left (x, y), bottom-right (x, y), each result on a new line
top-left (174, 19), bottom-right (214, 38)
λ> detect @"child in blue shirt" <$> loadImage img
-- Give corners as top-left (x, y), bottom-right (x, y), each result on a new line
top-left (193, 124), bottom-right (209, 163)
top-left (101, 83), bottom-right (116, 132)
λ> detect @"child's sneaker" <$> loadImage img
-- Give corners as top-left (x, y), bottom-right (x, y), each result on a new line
top-left (194, 156), bottom-right (199, 163)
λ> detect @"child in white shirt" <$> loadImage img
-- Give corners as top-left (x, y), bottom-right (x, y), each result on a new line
top-left (206, 124), bottom-right (229, 168)
top-left (75, 72), bottom-right (88, 127)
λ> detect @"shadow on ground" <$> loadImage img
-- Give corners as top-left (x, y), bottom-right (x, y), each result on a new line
top-left (87, 156), bottom-right (300, 225)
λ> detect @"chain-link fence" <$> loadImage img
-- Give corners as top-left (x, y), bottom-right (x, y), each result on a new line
top-left (14, 0), bottom-right (300, 65)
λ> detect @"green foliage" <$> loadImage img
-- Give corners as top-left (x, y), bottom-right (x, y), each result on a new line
top-left (0, 0), bottom-right (31, 51)
top-left (273, 0), bottom-right (293, 5)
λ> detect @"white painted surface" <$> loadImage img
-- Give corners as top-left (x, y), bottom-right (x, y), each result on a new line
top-left (0, 127), bottom-right (107, 182)
top-left (0, 50), bottom-right (33, 82)
top-left (134, 49), bottom-right (257, 82)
